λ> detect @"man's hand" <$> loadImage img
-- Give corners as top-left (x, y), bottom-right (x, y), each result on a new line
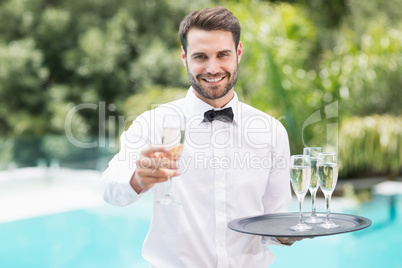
top-left (130, 146), bottom-right (181, 193)
top-left (276, 237), bottom-right (304, 246)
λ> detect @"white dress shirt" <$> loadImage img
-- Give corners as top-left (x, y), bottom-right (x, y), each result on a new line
top-left (102, 87), bottom-right (292, 268)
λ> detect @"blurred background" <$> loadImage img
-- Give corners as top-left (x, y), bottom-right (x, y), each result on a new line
top-left (0, 0), bottom-right (401, 267)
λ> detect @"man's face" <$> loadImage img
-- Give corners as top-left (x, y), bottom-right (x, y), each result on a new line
top-left (181, 29), bottom-right (242, 104)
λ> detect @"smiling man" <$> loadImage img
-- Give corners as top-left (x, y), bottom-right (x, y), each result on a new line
top-left (102, 6), bottom-right (300, 267)
top-left (182, 27), bottom-right (241, 107)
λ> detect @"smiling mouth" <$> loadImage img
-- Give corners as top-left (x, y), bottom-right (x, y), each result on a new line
top-left (202, 76), bottom-right (225, 83)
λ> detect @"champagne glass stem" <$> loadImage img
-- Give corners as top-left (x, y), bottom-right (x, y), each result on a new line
top-left (325, 193), bottom-right (332, 221)
top-left (306, 188), bottom-right (323, 223)
top-left (298, 196), bottom-right (304, 224)
top-left (311, 190), bottom-right (317, 216)
top-left (167, 176), bottom-right (172, 196)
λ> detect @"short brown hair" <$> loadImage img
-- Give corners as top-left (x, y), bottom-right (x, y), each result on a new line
top-left (179, 6), bottom-right (241, 54)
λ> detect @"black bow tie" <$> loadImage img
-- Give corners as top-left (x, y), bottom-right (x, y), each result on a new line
top-left (203, 107), bottom-right (234, 123)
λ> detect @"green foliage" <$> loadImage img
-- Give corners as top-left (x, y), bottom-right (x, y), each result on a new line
top-left (222, 0), bottom-right (402, 161)
top-left (224, 1), bottom-right (328, 153)
top-left (319, 0), bottom-right (402, 116)
top-left (0, 0), bottom-right (401, 177)
top-left (339, 115), bottom-right (402, 178)
top-left (9, 135), bottom-right (102, 168)
top-left (264, 0), bottom-right (347, 28)
top-left (124, 86), bottom-right (187, 124)
top-left (0, 0), bottom-right (209, 167)
top-left (0, 137), bottom-right (13, 169)
top-left (0, 38), bottom-right (48, 135)
top-left (0, 0), bottom-right (205, 138)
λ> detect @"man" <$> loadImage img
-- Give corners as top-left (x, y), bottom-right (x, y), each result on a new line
top-left (102, 6), bottom-right (301, 267)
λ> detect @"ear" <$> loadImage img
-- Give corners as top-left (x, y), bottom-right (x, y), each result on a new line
top-left (237, 41), bottom-right (243, 64)
top-left (181, 46), bottom-right (187, 67)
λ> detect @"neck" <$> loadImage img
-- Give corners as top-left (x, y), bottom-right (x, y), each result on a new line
top-left (193, 88), bottom-right (235, 108)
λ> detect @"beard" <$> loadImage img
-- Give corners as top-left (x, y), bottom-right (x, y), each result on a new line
top-left (186, 63), bottom-right (239, 100)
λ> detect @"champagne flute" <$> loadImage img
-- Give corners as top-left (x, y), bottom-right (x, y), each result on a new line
top-left (317, 152), bottom-right (340, 229)
top-left (155, 114), bottom-right (185, 206)
top-left (303, 147), bottom-right (324, 224)
top-left (289, 155), bottom-right (313, 232)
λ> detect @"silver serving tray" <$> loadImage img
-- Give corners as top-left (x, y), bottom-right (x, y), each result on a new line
top-left (228, 212), bottom-right (372, 238)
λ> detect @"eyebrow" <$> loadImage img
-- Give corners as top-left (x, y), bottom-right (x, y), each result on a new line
top-left (190, 49), bottom-right (233, 57)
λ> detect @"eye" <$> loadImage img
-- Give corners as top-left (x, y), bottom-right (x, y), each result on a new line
top-left (218, 52), bottom-right (229, 58)
top-left (193, 55), bottom-right (205, 60)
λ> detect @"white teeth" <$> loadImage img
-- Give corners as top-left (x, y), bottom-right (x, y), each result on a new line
top-left (205, 77), bottom-right (223, 83)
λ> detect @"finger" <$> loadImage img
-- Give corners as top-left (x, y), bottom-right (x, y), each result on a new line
top-left (284, 237), bottom-right (299, 242)
top-left (137, 167), bottom-right (180, 179)
top-left (286, 237), bottom-right (303, 243)
top-left (156, 158), bottom-right (180, 170)
top-left (136, 168), bottom-right (180, 190)
top-left (277, 237), bottom-right (295, 245)
top-left (137, 175), bottom-right (168, 190)
top-left (137, 157), bottom-right (179, 170)
top-left (159, 168), bottom-right (181, 177)
top-left (276, 237), bottom-right (287, 244)
top-left (166, 144), bottom-right (183, 158)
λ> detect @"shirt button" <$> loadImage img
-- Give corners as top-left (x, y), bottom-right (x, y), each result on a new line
top-left (215, 182), bottom-right (224, 188)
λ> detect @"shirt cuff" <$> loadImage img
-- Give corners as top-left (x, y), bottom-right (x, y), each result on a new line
top-left (102, 164), bottom-right (144, 206)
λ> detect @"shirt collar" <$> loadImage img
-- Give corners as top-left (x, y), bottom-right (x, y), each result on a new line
top-left (184, 87), bottom-right (239, 125)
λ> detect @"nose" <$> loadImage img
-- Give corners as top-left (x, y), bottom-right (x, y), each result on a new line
top-left (205, 58), bottom-right (221, 74)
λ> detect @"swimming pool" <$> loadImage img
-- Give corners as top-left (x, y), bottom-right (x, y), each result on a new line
top-left (0, 196), bottom-right (152, 268)
top-left (0, 194), bottom-right (400, 268)
top-left (270, 194), bottom-right (402, 268)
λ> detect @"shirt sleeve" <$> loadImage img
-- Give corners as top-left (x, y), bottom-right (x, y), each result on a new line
top-left (259, 121), bottom-right (292, 246)
top-left (101, 111), bottom-right (152, 206)
top-left (262, 120), bottom-right (292, 214)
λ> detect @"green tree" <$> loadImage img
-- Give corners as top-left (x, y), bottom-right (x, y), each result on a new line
top-left (0, 0), bottom-right (210, 138)
top-left (223, 0), bottom-right (402, 177)
top-left (1, 0), bottom-right (401, 175)
top-left (223, 1), bottom-right (326, 153)
top-left (0, 0), bottom-right (209, 165)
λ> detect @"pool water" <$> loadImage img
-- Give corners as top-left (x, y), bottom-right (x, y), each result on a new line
top-left (0, 197), bottom-right (153, 268)
top-left (271, 194), bottom-right (402, 268)
top-left (0, 195), bottom-right (400, 268)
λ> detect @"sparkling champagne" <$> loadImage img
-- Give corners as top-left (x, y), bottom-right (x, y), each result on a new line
top-left (318, 163), bottom-right (339, 193)
top-left (309, 158), bottom-right (319, 191)
top-left (169, 144), bottom-right (183, 155)
top-left (156, 115), bottom-right (185, 206)
top-left (162, 128), bottom-right (184, 146)
top-left (290, 166), bottom-right (311, 196)
top-left (162, 128), bottom-right (184, 159)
